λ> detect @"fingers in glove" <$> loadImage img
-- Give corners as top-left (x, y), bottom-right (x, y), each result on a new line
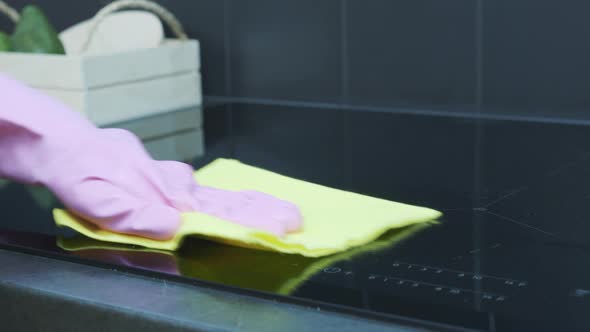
top-left (192, 186), bottom-right (303, 237)
top-left (153, 160), bottom-right (200, 211)
top-left (55, 177), bottom-right (181, 240)
top-left (241, 190), bottom-right (303, 233)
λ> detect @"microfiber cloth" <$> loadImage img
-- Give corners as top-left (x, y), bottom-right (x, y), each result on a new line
top-left (58, 222), bottom-right (433, 295)
top-left (54, 158), bottom-right (442, 257)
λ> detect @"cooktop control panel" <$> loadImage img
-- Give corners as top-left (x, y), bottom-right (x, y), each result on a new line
top-left (313, 260), bottom-right (529, 309)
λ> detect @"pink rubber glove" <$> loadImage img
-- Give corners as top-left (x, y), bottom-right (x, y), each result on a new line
top-left (0, 74), bottom-right (302, 240)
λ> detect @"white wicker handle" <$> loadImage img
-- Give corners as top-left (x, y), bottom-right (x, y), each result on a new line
top-left (81, 0), bottom-right (188, 52)
top-left (0, 1), bottom-right (19, 24)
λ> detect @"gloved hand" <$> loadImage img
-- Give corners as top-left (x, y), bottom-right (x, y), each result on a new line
top-left (0, 74), bottom-right (302, 240)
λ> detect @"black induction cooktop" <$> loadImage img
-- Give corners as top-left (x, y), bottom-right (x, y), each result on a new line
top-left (2, 103), bottom-right (590, 331)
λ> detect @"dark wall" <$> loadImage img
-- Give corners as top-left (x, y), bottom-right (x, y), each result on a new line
top-left (2, 0), bottom-right (589, 116)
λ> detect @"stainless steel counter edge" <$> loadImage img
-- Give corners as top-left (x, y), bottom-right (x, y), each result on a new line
top-left (0, 249), bottom-right (435, 332)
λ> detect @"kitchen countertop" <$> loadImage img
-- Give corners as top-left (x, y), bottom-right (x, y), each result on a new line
top-left (1, 249), bottom-right (432, 332)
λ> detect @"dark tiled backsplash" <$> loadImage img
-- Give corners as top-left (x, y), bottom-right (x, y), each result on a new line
top-left (1, 0), bottom-right (589, 117)
top-left (347, 0), bottom-right (477, 108)
top-left (229, 0), bottom-right (342, 102)
top-left (482, 0), bottom-right (590, 113)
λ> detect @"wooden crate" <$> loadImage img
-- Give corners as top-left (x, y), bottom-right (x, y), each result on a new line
top-left (0, 39), bottom-right (202, 126)
top-left (110, 106), bottom-right (204, 162)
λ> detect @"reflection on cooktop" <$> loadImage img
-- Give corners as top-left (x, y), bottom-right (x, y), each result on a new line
top-left (3, 103), bottom-right (590, 331)
top-left (53, 222), bottom-right (431, 295)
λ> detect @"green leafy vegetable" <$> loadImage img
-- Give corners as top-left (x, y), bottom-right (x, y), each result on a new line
top-left (0, 31), bottom-right (11, 51)
top-left (11, 5), bottom-right (65, 54)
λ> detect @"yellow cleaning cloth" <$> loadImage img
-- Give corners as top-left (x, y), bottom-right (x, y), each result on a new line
top-left (54, 158), bottom-right (442, 257)
top-left (58, 222), bottom-right (433, 295)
